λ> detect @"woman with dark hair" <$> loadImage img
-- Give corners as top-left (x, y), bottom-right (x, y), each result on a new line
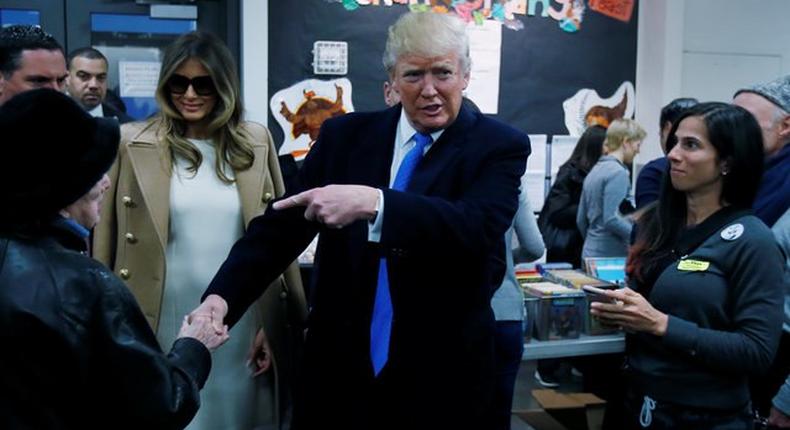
top-left (590, 102), bottom-right (784, 429)
top-left (0, 89), bottom-right (228, 429)
top-left (538, 125), bottom-right (606, 267)
top-left (635, 97), bottom-right (698, 209)
top-left (94, 31), bottom-right (306, 429)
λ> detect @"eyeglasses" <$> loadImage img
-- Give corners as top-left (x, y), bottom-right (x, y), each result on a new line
top-left (166, 74), bottom-right (216, 96)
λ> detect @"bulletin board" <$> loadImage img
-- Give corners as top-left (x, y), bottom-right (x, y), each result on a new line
top-left (267, 0), bottom-right (638, 161)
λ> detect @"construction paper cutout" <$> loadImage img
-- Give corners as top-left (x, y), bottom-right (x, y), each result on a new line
top-left (562, 81), bottom-right (635, 136)
top-left (509, 0), bottom-right (527, 15)
top-left (271, 78), bottom-right (354, 160)
top-left (588, 0), bottom-right (634, 22)
top-left (528, 0), bottom-right (551, 17)
top-left (551, 0), bottom-right (585, 32)
top-left (343, 0), bottom-right (360, 10)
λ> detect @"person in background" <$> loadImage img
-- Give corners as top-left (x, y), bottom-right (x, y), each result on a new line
top-left (0, 24), bottom-right (67, 105)
top-left (592, 102), bottom-right (784, 429)
top-left (66, 47), bottom-right (134, 123)
top-left (190, 11), bottom-right (530, 430)
top-left (769, 209), bottom-right (790, 429)
top-left (93, 31), bottom-right (306, 430)
top-left (534, 124), bottom-right (606, 387)
top-left (733, 75), bottom-right (790, 228)
top-left (733, 76), bottom-right (790, 420)
top-left (0, 88), bottom-right (228, 429)
top-left (635, 97), bottom-right (698, 209)
top-left (490, 173), bottom-right (544, 429)
top-left (577, 118), bottom-right (645, 259)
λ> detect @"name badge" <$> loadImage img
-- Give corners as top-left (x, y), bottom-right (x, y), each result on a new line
top-left (678, 259), bottom-right (710, 271)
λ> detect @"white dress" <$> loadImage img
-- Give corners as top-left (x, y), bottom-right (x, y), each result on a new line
top-left (156, 139), bottom-right (276, 430)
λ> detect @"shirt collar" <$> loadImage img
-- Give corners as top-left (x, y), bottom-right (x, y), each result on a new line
top-left (88, 104), bottom-right (104, 118)
top-left (396, 109), bottom-right (445, 149)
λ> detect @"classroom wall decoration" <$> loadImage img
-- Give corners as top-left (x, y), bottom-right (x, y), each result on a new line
top-left (563, 80), bottom-right (634, 136)
top-left (270, 78), bottom-right (355, 160)
top-left (267, 0), bottom-right (638, 151)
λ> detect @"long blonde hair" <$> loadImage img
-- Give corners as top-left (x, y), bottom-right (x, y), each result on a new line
top-left (155, 31), bottom-right (253, 183)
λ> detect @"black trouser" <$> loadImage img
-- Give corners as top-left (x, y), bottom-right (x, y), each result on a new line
top-left (619, 386), bottom-right (753, 430)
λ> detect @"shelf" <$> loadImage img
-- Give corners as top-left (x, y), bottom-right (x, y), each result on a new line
top-left (522, 334), bottom-right (625, 360)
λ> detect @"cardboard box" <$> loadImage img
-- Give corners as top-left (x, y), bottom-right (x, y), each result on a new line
top-left (515, 389), bottom-right (606, 430)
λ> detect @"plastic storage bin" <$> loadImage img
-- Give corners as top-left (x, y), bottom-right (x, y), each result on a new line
top-left (523, 282), bottom-right (586, 341)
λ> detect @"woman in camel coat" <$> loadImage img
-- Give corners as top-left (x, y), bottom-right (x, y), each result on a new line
top-left (94, 31), bottom-right (306, 430)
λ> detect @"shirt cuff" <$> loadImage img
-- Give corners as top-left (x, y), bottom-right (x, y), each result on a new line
top-left (661, 315), bottom-right (700, 357)
top-left (368, 189), bottom-right (384, 243)
top-left (773, 377), bottom-right (790, 415)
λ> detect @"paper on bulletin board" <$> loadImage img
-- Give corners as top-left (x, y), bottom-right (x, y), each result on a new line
top-left (119, 61), bottom-right (161, 98)
top-left (464, 19), bottom-right (502, 114)
top-left (549, 135), bottom-right (578, 183)
top-left (524, 134), bottom-right (547, 211)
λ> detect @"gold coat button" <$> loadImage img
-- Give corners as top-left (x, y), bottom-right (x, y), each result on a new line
top-left (119, 268), bottom-right (131, 279)
top-left (262, 192), bottom-right (273, 203)
top-left (122, 196), bottom-right (134, 207)
top-left (124, 232), bottom-right (137, 243)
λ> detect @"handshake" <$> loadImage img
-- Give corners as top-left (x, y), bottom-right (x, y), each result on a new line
top-left (177, 294), bottom-right (230, 352)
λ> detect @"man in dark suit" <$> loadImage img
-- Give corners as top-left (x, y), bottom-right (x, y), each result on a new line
top-left (192, 11), bottom-right (530, 430)
top-left (66, 47), bottom-right (134, 124)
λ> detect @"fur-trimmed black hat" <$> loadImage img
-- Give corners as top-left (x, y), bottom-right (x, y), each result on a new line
top-left (0, 89), bottom-right (119, 227)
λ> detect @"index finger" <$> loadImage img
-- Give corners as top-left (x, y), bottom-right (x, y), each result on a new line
top-left (273, 190), bottom-right (311, 210)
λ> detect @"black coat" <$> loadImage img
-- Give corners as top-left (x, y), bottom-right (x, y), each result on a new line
top-left (538, 162), bottom-right (587, 267)
top-left (0, 222), bottom-right (210, 429)
top-left (205, 104), bottom-right (530, 430)
top-left (102, 102), bottom-right (135, 124)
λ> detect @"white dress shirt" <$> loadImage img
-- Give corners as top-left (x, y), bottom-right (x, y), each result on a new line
top-left (368, 109), bottom-right (445, 242)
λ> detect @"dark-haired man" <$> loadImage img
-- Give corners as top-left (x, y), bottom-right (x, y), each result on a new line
top-left (0, 24), bottom-right (67, 105)
top-left (66, 47), bottom-right (133, 123)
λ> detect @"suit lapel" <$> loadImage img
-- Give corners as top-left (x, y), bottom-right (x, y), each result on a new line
top-left (235, 143), bottom-right (268, 227)
top-left (346, 106), bottom-right (400, 188)
top-left (127, 127), bottom-right (171, 252)
top-left (408, 105), bottom-right (475, 194)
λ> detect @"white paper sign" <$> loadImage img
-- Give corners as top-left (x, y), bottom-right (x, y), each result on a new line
top-left (549, 135), bottom-right (579, 183)
top-left (525, 134), bottom-right (548, 211)
top-left (119, 61), bottom-right (161, 98)
top-left (464, 20), bottom-right (502, 114)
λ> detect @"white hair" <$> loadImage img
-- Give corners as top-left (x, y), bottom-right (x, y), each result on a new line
top-left (382, 12), bottom-right (471, 76)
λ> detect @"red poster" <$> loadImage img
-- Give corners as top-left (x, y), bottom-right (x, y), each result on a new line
top-left (589, 0), bottom-right (635, 22)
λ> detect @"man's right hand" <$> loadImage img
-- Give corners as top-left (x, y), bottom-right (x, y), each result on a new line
top-left (189, 294), bottom-right (229, 334)
top-left (178, 315), bottom-right (229, 351)
top-left (769, 406), bottom-right (790, 428)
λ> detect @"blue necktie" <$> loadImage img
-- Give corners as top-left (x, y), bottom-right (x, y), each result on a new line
top-left (370, 132), bottom-right (433, 376)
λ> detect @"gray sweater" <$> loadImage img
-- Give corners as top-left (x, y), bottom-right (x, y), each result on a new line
top-left (577, 156), bottom-right (633, 258)
top-left (772, 208), bottom-right (790, 415)
top-left (492, 180), bottom-right (545, 321)
top-left (628, 214), bottom-right (784, 410)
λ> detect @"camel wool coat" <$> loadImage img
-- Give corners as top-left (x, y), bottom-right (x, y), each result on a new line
top-left (93, 119), bottom-right (307, 425)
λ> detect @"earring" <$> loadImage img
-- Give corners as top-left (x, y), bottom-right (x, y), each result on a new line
top-left (721, 170), bottom-right (729, 176)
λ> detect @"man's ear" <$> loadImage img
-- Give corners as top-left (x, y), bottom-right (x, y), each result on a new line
top-left (778, 113), bottom-right (790, 140)
top-left (0, 73), bottom-right (6, 99)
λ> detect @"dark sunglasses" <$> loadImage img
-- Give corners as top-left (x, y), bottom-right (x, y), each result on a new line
top-left (166, 74), bottom-right (216, 96)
